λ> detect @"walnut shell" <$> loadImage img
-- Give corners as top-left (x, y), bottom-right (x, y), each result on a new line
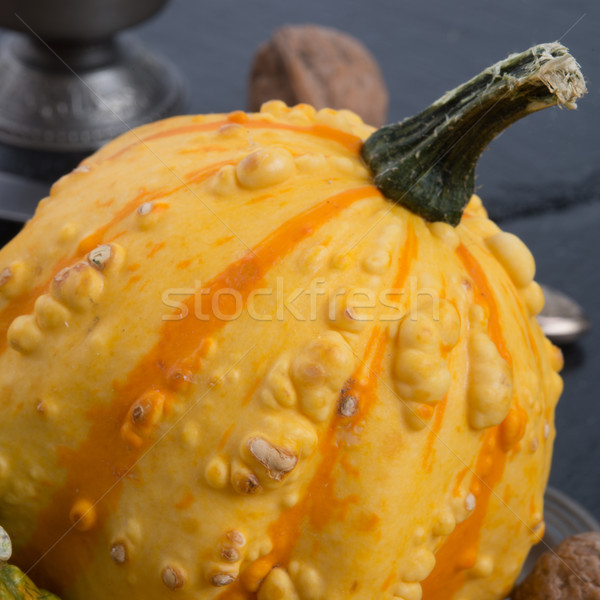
top-left (513, 532), bottom-right (600, 600)
top-left (248, 24), bottom-right (389, 127)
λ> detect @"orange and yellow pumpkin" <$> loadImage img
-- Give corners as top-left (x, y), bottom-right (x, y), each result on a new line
top-left (0, 43), bottom-right (585, 599)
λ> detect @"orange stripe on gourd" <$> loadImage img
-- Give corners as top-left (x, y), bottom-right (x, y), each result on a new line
top-left (421, 427), bottom-right (508, 599)
top-left (105, 117), bottom-right (362, 163)
top-left (217, 227), bottom-right (419, 599)
top-left (421, 393), bottom-right (449, 472)
top-left (217, 327), bottom-right (389, 599)
top-left (421, 246), bottom-right (523, 599)
top-left (14, 185), bottom-right (376, 593)
top-left (456, 244), bottom-right (512, 368)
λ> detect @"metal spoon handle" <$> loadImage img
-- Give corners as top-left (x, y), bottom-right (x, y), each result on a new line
top-left (537, 284), bottom-right (590, 345)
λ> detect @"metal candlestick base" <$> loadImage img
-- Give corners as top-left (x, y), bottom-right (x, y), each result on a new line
top-left (0, 32), bottom-right (186, 152)
top-left (0, 0), bottom-right (186, 157)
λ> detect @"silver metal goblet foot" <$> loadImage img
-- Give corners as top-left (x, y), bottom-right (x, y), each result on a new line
top-left (0, 0), bottom-right (186, 183)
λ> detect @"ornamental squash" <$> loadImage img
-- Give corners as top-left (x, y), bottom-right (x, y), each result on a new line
top-left (0, 564), bottom-right (60, 600)
top-left (0, 43), bottom-right (585, 600)
top-left (0, 526), bottom-right (59, 599)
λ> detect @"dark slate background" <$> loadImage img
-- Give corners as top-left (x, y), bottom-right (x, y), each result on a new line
top-left (0, 0), bottom-right (598, 521)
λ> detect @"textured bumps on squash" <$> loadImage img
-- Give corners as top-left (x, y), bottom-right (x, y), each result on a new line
top-left (0, 42), bottom-right (584, 600)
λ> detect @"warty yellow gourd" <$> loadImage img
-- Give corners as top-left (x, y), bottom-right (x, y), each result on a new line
top-left (0, 42), bottom-right (586, 600)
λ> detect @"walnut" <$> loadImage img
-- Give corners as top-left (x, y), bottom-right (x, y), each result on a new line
top-left (512, 532), bottom-right (600, 600)
top-left (248, 24), bottom-right (389, 127)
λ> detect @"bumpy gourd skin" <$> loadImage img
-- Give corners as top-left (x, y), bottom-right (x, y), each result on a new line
top-left (0, 102), bottom-right (562, 600)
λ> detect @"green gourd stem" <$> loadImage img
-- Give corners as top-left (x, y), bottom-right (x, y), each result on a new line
top-left (361, 42), bottom-right (587, 226)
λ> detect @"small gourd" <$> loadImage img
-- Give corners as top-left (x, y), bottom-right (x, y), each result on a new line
top-left (0, 564), bottom-right (60, 600)
top-left (0, 528), bottom-right (59, 600)
top-left (0, 44), bottom-right (585, 600)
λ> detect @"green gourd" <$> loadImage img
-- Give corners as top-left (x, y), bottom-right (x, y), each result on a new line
top-left (0, 563), bottom-right (60, 600)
